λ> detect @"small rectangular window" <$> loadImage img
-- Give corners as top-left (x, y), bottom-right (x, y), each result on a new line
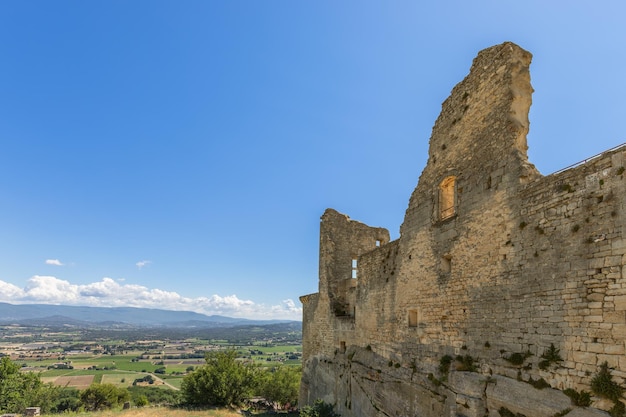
top-left (340, 341), bottom-right (346, 353)
top-left (351, 258), bottom-right (358, 279)
top-left (441, 255), bottom-right (452, 273)
top-left (439, 176), bottom-right (456, 220)
top-left (408, 310), bottom-right (418, 327)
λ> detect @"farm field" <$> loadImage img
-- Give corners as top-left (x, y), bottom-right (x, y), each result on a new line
top-left (2, 325), bottom-right (302, 394)
top-left (240, 344), bottom-right (302, 367)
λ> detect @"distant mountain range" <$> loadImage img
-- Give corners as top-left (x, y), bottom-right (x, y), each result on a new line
top-left (0, 302), bottom-right (298, 329)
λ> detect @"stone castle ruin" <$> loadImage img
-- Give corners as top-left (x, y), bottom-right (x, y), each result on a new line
top-left (299, 42), bottom-right (626, 416)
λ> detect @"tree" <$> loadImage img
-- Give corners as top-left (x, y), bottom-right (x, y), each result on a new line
top-left (50, 388), bottom-right (81, 413)
top-left (181, 350), bottom-right (260, 406)
top-left (80, 383), bottom-right (130, 411)
top-left (260, 366), bottom-right (301, 407)
top-left (0, 356), bottom-right (58, 414)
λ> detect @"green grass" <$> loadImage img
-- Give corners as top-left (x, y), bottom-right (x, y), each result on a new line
top-left (161, 377), bottom-right (184, 389)
top-left (159, 362), bottom-right (195, 374)
top-left (114, 361), bottom-right (161, 372)
top-left (39, 368), bottom-right (108, 377)
top-left (101, 373), bottom-right (152, 387)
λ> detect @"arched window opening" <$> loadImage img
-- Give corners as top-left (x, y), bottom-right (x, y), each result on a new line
top-left (439, 176), bottom-right (456, 220)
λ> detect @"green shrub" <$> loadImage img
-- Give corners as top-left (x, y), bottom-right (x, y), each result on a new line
top-left (506, 352), bottom-right (526, 366)
top-left (428, 373), bottom-right (441, 387)
top-left (563, 388), bottom-right (591, 407)
top-left (127, 385), bottom-right (182, 406)
top-left (527, 377), bottom-right (550, 389)
top-left (539, 344), bottom-right (563, 370)
top-left (259, 366), bottom-right (301, 407)
top-left (591, 362), bottom-right (624, 402)
top-left (50, 387), bottom-right (81, 413)
top-left (499, 406), bottom-right (527, 417)
top-left (505, 351), bottom-right (532, 366)
top-left (553, 409), bottom-right (572, 417)
top-left (439, 355), bottom-right (453, 375)
top-left (610, 401), bottom-right (626, 417)
top-left (134, 395), bottom-right (149, 407)
top-left (455, 355), bottom-right (478, 372)
top-left (79, 383), bottom-right (130, 411)
top-left (300, 399), bottom-right (340, 417)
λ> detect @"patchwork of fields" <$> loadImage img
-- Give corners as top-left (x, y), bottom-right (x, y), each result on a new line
top-left (9, 344), bottom-right (301, 391)
top-left (0, 322), bottom-right (301, 405)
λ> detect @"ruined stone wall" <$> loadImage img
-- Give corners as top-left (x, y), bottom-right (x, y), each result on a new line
top-left (300, 42), bottom-right (625, 417)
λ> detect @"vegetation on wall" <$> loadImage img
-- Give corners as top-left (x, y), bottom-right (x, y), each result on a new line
top-left (590, 362), bottom-right (625, 417)
top-left (504, 351), bottom-right (532, 366)
top-left (538, 344), bottom-right (563, 370)
top-left (563, 388), bottom-right (591, 407)
top-left (438, 355), bottom-right (453, 376)
top-left (591, 362), bottom-right (623, 402)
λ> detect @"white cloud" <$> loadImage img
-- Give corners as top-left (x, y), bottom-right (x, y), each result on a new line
top-left (136, 260), bottom-right (151, 269)
top-left (0, 280), bottom-right (26, 300)
top-left (45, 259), bottom-right (64, 266)
top-left (0, 276), bottom-right (302, 320)
top-left (24, 276), bottom-right (79, 303)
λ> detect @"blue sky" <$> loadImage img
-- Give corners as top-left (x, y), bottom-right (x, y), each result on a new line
top-left (0, 1), bottom-right (624, 320)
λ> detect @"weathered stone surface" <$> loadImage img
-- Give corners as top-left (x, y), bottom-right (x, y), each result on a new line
top-left (300, 42), bottom-right (626, 417)
top-left (567, 407), bottom-right (611, 417)
top-left (448, 371), bottom-right (488, 398)
top-left (485, 375), bottom-right (571, 417)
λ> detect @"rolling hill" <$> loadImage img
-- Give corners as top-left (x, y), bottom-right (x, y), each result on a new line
top-left (0, 302), bottom-right (298, 328)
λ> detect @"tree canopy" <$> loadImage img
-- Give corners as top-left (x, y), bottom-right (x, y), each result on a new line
top-left (181, 350), bottom-right (261, 406)
top-left (0, 356), bottom-right (59, 414)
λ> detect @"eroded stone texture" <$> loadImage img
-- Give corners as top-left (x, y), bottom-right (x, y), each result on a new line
top-left (300, 42), bottom-right (625, 416)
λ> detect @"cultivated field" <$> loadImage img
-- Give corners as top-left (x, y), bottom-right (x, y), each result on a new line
top-left (2, 325), bottom-right (302, 396)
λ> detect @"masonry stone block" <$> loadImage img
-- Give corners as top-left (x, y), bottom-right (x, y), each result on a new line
top-left (613, 295), bottom-right (626, 310)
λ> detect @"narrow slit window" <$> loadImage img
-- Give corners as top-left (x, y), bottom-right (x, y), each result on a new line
top-left (351, 258), bottom-right (358, 279)
top-left (439, 176), bottom-right (456, 220)
top-left (408, 310), bottom-right (418, 327)
top-left (340, 341), bottom-right (346, 353)
top-left (442, 255), bottom-right (452, 274)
